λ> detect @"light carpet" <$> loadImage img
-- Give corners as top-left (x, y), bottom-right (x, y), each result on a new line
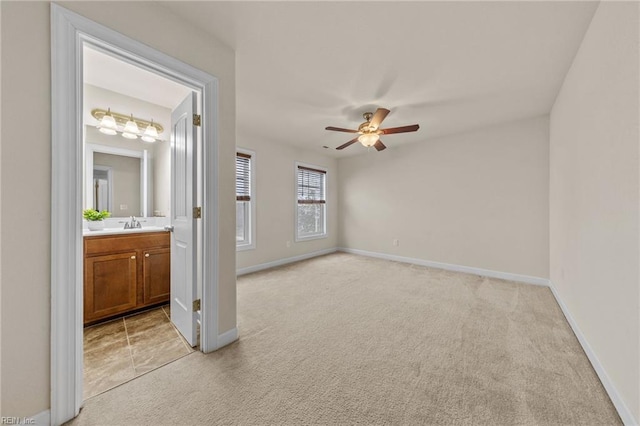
top-left (68, 252), bottom-right (620, 425)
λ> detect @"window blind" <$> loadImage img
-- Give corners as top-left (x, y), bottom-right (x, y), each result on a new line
top-left (236, 152), bottom-right (251, 201)
top-left (297, 166), bottom-right (326, 204)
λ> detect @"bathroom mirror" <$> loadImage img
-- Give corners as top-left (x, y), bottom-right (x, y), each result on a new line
top-left (85, 143), bottom-right (149, 217)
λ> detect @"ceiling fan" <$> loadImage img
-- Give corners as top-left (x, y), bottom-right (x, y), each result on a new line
top-left (325, 108), bottom-right (419, 151)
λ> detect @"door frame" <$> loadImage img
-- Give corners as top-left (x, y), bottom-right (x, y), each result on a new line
top-left (51, 5), bottom-right (221, 425)
top-left (91, 165), bottom-right (113, 213)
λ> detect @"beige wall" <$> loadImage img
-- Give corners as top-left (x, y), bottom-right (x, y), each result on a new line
top-left (1, 2), bottom-right (51, 417)
top-left (338, 116), bottom-right (550, 278)
top-left (549, 1), bottom-right (640, 421)
top-left (236, 136), bottom-right (338, 270)
top-left (0, 1), bottom-right (236, 417)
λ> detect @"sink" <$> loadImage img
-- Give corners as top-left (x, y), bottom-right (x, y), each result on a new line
top-left (83, 226), bottom-right (168, 236)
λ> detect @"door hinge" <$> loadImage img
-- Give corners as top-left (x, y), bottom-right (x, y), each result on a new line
top-left (193, 299), bottom-right (201, 311)
top-left (193, 114), bottom-right (201, 127)
top-left (193, 206), bottom-right (202, 219)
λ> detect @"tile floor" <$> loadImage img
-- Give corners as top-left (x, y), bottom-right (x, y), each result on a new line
top-left (83, 305), bottom-right (195, 400)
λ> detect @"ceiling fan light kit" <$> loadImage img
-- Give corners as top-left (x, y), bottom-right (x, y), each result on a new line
top-left (325, 107), bottom-right (419, 152)
top-left (357, 133), bottom-right (379, 147)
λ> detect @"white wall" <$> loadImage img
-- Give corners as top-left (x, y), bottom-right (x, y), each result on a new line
top-left (236, 136), bottom-right (338, 271)
top-left (0, 1), bottom-right (236, 418)
top-left (549, 1), bottom-right (640, 422)
top-left (338, 116), bottom-right (550, 279)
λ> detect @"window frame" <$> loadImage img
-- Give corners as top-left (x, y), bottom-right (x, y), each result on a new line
top-left (236, 148), bottom-right (256, 251)
top-left (295, 161), bottom-right (328, 242)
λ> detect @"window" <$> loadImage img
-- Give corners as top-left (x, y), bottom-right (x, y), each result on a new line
top-left (236, 151), bottom-right (254, 250)
top-left (296, 163), bottom-right (327, 241)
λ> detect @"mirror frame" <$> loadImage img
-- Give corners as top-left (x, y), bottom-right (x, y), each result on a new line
top-left (84, 143), bottom-right (149, 217)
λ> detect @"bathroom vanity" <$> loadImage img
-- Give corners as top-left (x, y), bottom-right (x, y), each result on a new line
top-left (84, 230), bottom-right (170, 325)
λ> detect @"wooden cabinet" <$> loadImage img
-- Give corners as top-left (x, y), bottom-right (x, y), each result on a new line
top-left (84, 231), bottom-right (170, 325)
top-left (142, 247), bottom-right (171, 305)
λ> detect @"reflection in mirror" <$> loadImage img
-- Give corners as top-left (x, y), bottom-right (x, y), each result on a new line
top-left (85, 143), bottom-right (148, 217)
top-left (93, 166), bottom-right (112, 212)
top-left (93, 153), bottom-right (140, 215)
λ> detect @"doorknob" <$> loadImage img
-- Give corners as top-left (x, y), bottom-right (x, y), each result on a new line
top-left (164, 225), bottom-right (174, 232)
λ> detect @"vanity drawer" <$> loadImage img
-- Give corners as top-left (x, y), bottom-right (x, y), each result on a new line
top-left (84, 231), bottom-right (169, 256)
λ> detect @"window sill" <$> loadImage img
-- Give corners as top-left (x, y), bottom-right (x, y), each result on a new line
top-left (236, 243), bottom-right (255, 252)
top-left (295, 233), bottom-right (328, 243)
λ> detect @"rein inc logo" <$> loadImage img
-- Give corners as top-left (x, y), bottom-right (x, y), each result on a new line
top-left (1, 418), bottom-right (35, 425)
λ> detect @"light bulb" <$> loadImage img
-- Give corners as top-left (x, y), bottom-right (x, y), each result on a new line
top-left (141, 121), bottom-right (159, 143)
top-left (123, 114), bottom-right (139, 135)
top-left (358, 133), bottom-right (379, 147)
top-left (122, 132), bottom-right (138, 140)
top-left (98, 108), bottom-right (117, 135)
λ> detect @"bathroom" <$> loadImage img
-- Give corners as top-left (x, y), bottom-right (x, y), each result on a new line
top-left (81, 46), bottom-right (196, 399)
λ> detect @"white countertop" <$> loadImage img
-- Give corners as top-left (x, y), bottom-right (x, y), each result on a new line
top-left (83, 226), bottom-right (168, 237)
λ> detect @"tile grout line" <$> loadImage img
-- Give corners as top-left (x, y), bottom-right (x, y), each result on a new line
top-left (163, 305), bottom-right (195, 353)
top-left (122, 317), bottom-right (138, 375)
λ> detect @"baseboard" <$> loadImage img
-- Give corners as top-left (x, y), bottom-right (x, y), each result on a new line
top-left (218, 327), bottom-right (238, 348)
top-left (549, 283), bottom-right (637, 426)
top-left (236, 248), bottom-right (338, 276)
top-left (338, 247), bottom-right (549, 286)
top-left (29, 409), bottom-right (50, 425)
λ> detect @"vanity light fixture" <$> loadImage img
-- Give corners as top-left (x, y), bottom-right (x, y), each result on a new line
top-left (91, 108), bottom-right (164, 142)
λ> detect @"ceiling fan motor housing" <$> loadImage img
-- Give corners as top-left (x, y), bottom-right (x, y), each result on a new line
top-left (359, 112), bottom-right (376, 133)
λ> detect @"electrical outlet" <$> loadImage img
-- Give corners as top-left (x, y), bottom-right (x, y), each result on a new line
top-left (393, 239), bottom-right (399, 246)
top-left (120, 204), bottom-right (128, 210)
top-left (286, 241), bottom-right (291, 248)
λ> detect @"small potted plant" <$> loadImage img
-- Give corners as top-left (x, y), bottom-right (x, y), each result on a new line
top-left (83, 209), bottom-right (111, 231)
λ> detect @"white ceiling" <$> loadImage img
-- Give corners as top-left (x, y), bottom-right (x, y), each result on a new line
top-left (163, 1), bottom-right (598, 157)
top-left (83, 46), bottom-right (191, 109)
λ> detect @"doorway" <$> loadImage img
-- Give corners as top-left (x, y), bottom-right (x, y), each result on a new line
top-left (82, 45), bottom-right (197, 399)
top-left (51, 5), bottom-right (221, 425)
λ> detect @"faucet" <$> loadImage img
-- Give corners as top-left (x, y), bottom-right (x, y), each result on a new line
top-left (124, 216), bottom-right (142, 229)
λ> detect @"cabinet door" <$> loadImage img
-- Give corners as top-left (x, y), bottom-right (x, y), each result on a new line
top-left (84, 251), bottom-right (137, 323)
top-left (142, 247), bottom-right (171, 305)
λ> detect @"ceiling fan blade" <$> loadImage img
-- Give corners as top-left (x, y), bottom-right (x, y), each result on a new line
top-left (369, 108), bottom-right (390, 129)
top-left (374, 140), bottom-right (386, 151)
top-left (379, 124), bottom-right (419, 135)
top-left (336, 137), bottom-right (359, 150)
top-left (325, 126), bottom-right (358, 133)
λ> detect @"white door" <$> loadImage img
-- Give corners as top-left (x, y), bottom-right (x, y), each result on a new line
top-left (170, 92), bottom-right (198, 346)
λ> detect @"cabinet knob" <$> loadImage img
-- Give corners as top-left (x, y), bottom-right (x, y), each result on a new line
top-left (145, 253), bottom-right (150, 257)
top-left (131, 256), bottom-right (136, 259)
